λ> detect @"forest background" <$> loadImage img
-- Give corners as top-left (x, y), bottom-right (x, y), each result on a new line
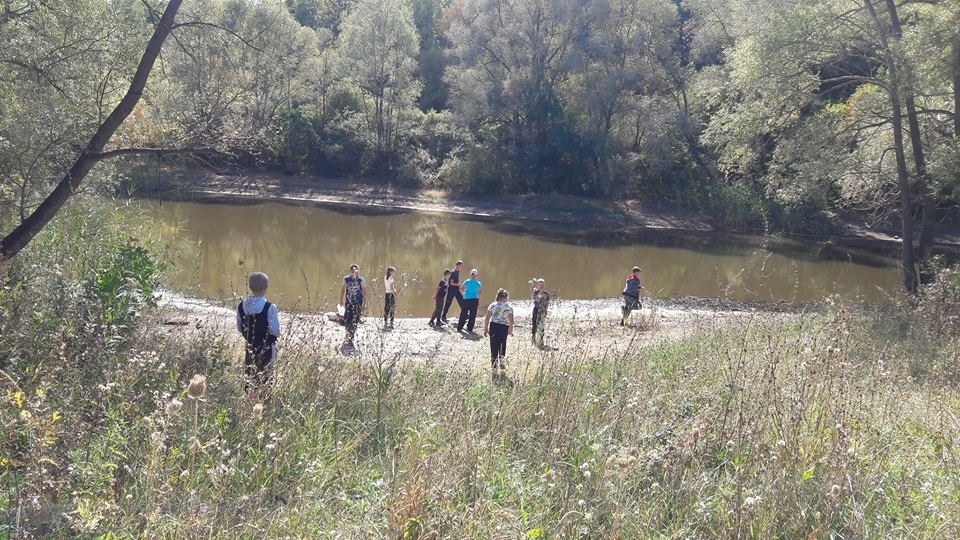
top-left (3, 0), bottom-right (960, 291)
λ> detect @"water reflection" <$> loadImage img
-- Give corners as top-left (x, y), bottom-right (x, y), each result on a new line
top-left (143, 200), bottom-right (900, 315)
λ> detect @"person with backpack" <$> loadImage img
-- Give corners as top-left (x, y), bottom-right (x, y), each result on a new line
top-left (621, 266), bottom-right (645, 326)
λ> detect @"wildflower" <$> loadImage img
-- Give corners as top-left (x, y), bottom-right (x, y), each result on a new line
top-left (742, 496), bottom-right (760, 508)
top-left (19, 410), bottom-right (31, 421)
top-left (826, 484), bottom-right (842, 502)
top-left (252, 403), bottom-right (264, 417)
top-left (165, 398), bottom-right (183, 417)
top-left (187, 375), bottom-right (207, 400)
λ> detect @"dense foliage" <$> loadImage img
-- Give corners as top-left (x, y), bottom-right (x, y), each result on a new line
top-left (0, 0), bottom-right (958, 276)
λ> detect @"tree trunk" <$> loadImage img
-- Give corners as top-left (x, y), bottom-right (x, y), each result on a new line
top-left (866, 0), bottom-right (917, 292)
top-left (893, 95), bottom-right (918, 294)
top-left (954, 42), bottom-right (960, 139)
top-left (0, 0), bottom-right (183, 260)
top-left (884, 0), bottom-right (934, 283)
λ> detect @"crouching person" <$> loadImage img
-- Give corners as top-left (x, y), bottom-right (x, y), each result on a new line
top-left (238, 271), bottom-right (280, 394)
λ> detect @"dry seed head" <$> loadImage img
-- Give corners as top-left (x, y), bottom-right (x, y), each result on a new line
top-left (252, 403), bottom-right (264, 417)
top-left (187, 375), bottom-right (207, 399)
top-left (165, 398), bottom-right (183, 416)
top-left (827, 484), bottom-right (842, 502)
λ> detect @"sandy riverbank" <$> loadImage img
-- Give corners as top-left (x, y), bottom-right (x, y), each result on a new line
top-left (157, 292), bottom-right (783, 378)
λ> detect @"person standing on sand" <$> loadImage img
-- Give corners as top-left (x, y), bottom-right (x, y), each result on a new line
top-left (340, 264), bottom-right (367, 348)
top-left (237, 272), bottom-right (280, 393)
top-left (383, 266), bottom-right (397, 328)
top-left (484, 288), bottom-right (514, 370)
top-left (429, 269), bottom-right (451, 327)
top-left (458, 268), bottom-right (482, 332)
top-left (621, 266), bottom-right (645, 326)
top-left (531, 278), bottom-right (550, 346)
top-left (441, 260), bottom-right (464, 323)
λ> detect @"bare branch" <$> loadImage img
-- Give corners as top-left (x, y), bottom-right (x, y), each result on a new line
top-left (172, 20), bottom-right (265, 54)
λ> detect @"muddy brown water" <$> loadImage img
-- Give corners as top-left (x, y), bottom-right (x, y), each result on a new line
top-left (143, 200), bottom-right (900, 316)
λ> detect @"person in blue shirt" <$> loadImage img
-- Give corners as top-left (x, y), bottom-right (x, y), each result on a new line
top-left (340, 264), bottom-right (367, 348)
top-left (237, 271), bottom-right (280, 392)
top-left (457, 268), bottom-right (483, 333)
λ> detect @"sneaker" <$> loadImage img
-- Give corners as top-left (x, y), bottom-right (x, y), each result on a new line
top-left (498, 359), bottom-right (506, 369)
top-left (428, 321), bottom-right (434, 327)
top-left (441, 318), bottom-right (449, 323)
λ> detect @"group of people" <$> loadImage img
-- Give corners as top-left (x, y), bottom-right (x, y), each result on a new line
top-left (236, 264), bottom-right (644, 391)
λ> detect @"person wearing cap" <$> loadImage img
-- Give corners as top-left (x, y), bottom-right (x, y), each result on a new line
top-left (621, 266), bottom-right (645, 326)
top-left (457, 268), bottom-right (483, 333)
top-left (531, 278), bottom-right (550, 346)
top-left (441, 260), bottom-right (464, 323)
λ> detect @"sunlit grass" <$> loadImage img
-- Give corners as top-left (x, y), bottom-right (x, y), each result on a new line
top-left (3, 200), bottom-right (960, 538)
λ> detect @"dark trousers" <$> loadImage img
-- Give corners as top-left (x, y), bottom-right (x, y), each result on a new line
top-left (458, 298), bottom-right (479, 331)
top-left (244, 346), bottom-right (274, 390)
top-left (489, 322), bottom-right (509, 364)
top-left (429, 293), bottom-right (445, 324)
top-left (344, 302), bottom-right (361, 343)
top-left (383, 293), bottom-right (396, 324)
top-left (621, 294), bottom-right (641, 323)
top-left (532, 305), bottom-right (547, 344)
top-left (442, 287), bottom-right (463, 319)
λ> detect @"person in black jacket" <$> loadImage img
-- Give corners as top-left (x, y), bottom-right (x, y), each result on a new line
top-left (429, 269), bottom-right (451, 327)
top-left (441, 260), bottom-right (465, 323)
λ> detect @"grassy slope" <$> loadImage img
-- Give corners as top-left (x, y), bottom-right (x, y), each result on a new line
top-left (3, 200), bottom-right (960, 538)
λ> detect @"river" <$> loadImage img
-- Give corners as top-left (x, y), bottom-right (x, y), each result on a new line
top-left (144, 200), bottom-right (900, 316)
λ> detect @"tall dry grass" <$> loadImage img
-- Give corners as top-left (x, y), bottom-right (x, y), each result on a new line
top-left (3, 205), bottom-right (960, 538)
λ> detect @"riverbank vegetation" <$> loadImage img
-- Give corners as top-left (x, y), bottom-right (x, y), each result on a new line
top-left (2, 0), bottom-right (959, 289)
top-left (2, 204), bottom-right (960, 537)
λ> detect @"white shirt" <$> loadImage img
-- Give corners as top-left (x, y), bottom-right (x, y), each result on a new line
top-left (384, 275), bottom-right (396, 294)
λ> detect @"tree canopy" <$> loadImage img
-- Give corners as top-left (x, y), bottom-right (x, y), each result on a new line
top-left (1, 0), bottom-right (958, 290)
